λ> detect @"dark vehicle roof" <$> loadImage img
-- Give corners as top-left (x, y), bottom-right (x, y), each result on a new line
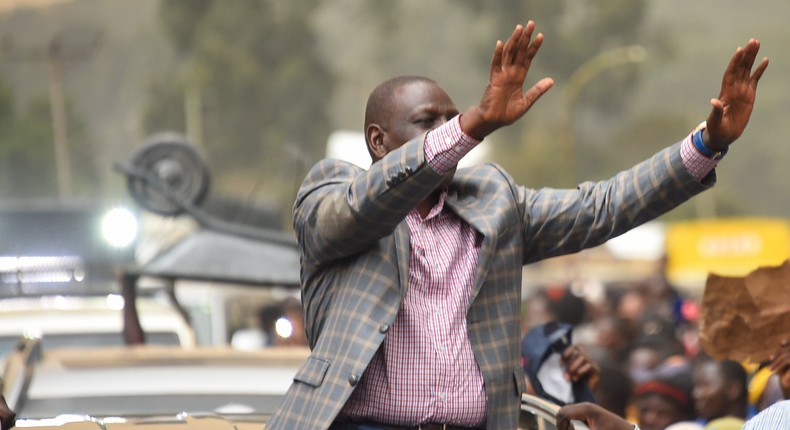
top-left (133, 230), bottom-right (300, 287)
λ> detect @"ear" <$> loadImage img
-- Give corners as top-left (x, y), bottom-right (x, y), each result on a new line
top-left (366, 124), bottom-right (387, 161)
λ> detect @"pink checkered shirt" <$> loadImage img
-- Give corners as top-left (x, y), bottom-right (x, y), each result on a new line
top-left (341, 116), bottom-right (718, 426)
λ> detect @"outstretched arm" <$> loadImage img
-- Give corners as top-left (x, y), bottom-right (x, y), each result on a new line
top-left (460, 20), bottom-right (554, 140)
top-left (557, 402), bottom-right (634, 430)
top-left (702, 39), bottom-right (769, 151)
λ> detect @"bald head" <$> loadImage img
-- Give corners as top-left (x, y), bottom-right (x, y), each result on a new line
top-left (363, 76), bottom-right (458, 163)
top-left (364, 75), bottom-right (438, 144)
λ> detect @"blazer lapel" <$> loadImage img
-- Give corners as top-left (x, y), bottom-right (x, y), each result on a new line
top-left (393, 221), bottom-right (411, 299)
top-left (445, 195), bottom-right (498, 302)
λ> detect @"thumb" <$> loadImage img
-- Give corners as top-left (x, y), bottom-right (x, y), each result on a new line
top-left (708, 98), bottom-right (725, 125)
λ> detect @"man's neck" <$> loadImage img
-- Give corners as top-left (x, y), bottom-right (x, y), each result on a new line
top-left (416, 190), bottom-right (442, 218)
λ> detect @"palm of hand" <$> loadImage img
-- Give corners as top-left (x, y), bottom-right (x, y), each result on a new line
top-left (707, 39), bottom-right (768, 149)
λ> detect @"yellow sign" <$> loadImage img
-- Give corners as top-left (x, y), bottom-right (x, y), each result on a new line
top-left (666, 218), bottom-right (790, 289)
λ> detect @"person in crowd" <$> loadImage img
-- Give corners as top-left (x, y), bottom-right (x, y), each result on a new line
top-left (231, 297), bottom-right (308, 349)
top-left (594, 314), bottom-right (638, 366)
top-left (742, 399), bottom-right (790, 430)
top-left (634, 371), bottom-right (698, 430)
top-left (594, 364), bottom-right (635, 419)
top-left (521, 321), bottom-right (600, 405)
top-left (265, 15), bottom-right (768, 428)
top-left (557, 342), bottom-right (790, 430)
top-left (627, 332), bottom-right (687, 386)
top-left (746, 339), bottom-right (790, 414)
top-left (558, 400), bottom-right (790, 430)
top-left (693, 358), bottom-right (748, 429)
top-left (0, 391), bottom-right (14, 430)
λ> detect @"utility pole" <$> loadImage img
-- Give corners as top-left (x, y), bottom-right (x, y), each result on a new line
top-left (2, 31), bottom-right (101, 199)
top-left (48, 35), bottom-right (73, 198)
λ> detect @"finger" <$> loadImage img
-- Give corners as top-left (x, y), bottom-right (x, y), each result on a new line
top-left (523, 77), bottom-right (554, 107)
top-left (502, 24), bottom-right (524, 66)
top-left (572, 362), bottom-right (595, 381)
top-left (769, 354), bottom-right (790, 372)
top-left (751, 57), bottom-right (769, 86)
top-left (489, 40), bottom-right (504, 77)
top-left (513, 20), bottom-right (536, 66)
top-left (738, 40), bottom-right (760, 81)
top-left (709, 98), bottom-right (724, 125)
top-left (522, 32), bottom-right (545, 70)
top-left (556, 414), bottom-right (571, 430)
top-left (722, 45), bottom-right (744, 85)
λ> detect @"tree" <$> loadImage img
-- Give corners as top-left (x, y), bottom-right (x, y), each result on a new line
top-left (466, 0), bottom-right (668, 188)
top-left (144, 0), bottom-right (333, 228)
top-left (0, 78), bottom-right (94, 198)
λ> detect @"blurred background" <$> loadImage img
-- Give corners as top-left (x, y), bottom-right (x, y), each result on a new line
top-left (0, 0), bottom-right (788, 296)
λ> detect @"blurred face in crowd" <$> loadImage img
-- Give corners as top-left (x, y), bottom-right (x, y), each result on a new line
top-left (637, 394), bottom-right (683, 430)
top-left (693, 361), bottom-right (730, 421)
top-left (628, 346), bottom-right (663, 384)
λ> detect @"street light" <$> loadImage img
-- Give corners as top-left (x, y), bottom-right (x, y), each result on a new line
top-left (560, 45), bottom-right (648, 184)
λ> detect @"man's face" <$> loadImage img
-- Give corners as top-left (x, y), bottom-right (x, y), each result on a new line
top-left (637, 394), bottom-right (681, 430)
top-left (693, 361), bottom-right (729, 421)
top-left (376, 81), bottom-right (459, 157)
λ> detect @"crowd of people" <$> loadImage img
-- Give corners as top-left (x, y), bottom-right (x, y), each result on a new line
top-left (523, 276), bottom-right (790, 430)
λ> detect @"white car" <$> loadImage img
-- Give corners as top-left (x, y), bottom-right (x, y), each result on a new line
top-left (3, 337), bottom-right (308, 426)
top-left (0, 294), bottom-right (196, 358)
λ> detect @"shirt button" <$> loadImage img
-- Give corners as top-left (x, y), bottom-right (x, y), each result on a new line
top-left (378, 323), bottom-right (390, 333)
top-left (348, 374), bottom-right (359, 387)
top-left (444, 136), bottom-right (454, 146)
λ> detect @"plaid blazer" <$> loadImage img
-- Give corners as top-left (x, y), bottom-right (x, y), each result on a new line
top-left (265, 133), bottom-right (712, 430)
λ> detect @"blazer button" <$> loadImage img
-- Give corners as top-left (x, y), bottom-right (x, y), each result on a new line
top-left (348, 374), bottom-right (359, 387)
top-left (404, 166), bottom-right (413, 174)
top-left (379, 323), bottom-right (390, 333)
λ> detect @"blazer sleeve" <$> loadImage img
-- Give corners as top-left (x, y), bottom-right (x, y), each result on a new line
top-left (293, 132), bottom-right (449, 266)
top-left (514, 140), bottom-right (713, 263)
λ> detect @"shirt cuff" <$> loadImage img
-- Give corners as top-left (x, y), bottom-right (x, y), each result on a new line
top-left (424, 115), bottom-right (480, 174)
top-left (680, 132), bottom-right (721, 181)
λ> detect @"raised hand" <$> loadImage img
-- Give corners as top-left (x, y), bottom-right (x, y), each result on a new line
top-left (768, 340), bottom-right (790, 400)
top-left (705, 38), bottom-right (769, 151)
top-left (461, 21), bottom-right (554, 140)
top-left (562, 345), bottom-right (601, 391)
